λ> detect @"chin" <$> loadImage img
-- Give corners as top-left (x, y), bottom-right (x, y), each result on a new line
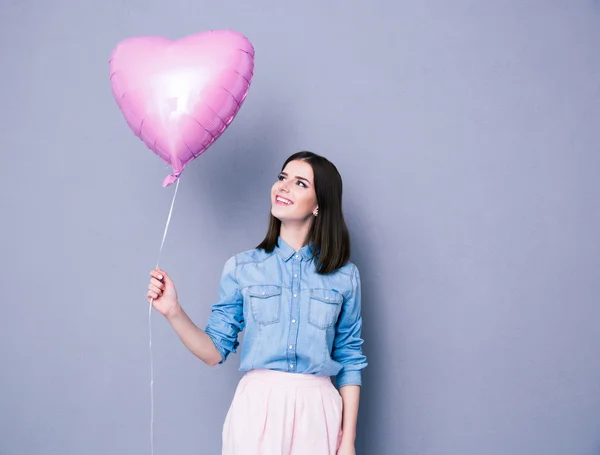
top-left (271, 208), bottom-right (298, 224)
top-left (270, 206), bottom-right (285, 221)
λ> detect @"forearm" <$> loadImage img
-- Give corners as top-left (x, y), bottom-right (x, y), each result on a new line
top-left (166, 304), bottom-right (222, 366)
top-left (339, 385), bottom-right (361, 442)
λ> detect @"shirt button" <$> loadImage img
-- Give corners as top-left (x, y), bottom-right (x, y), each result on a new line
top-left (292, 319), bottom-right (296, 324)
top-left (294, 274), bottom-right (297, 278)
top-left (293, 294), bottom-right (297, 298)
top-left (295, 254), bottom-right (299, 259)
top-left (290, 364), bottom-right (294, 369)
top-left (289, 345), bottom-right (293, 350)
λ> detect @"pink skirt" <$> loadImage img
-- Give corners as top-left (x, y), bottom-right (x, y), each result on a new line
top-left (222, 369), bottom-right (343, 455)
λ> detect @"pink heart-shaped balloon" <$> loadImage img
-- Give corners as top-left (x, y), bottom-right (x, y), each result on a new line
top-left (109, 30), bottom-right (255, 187)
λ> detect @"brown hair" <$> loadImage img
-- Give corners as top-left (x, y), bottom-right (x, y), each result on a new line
top-left (257, 151), bottom-right (351, 274)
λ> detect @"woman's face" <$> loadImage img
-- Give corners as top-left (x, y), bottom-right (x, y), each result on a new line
top-left (271, 159), bottom-right (318, 224)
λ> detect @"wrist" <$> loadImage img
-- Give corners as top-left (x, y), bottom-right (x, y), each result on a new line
top-left (165, 301), bottom-right (184, 321)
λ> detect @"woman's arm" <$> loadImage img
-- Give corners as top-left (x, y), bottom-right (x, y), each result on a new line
top-left (149, 256), bottom-right (244, 366)
top-left (332, 265), bottom-right (368, 453)
top-left (339, 385), bottom-right (361, 443)
top-left (166, 305), bottom-right (223, 366)
top-left (332, 265), bottom-right (368, 387)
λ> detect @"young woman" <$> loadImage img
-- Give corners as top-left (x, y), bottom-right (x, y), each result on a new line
top-left (146, 151), bottom-right (367, 455)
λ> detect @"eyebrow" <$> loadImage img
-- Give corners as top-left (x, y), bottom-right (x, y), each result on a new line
top-left (280, 171), bottom-right (312, 185)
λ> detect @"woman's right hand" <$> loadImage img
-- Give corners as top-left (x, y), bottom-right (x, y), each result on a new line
top-left (147, 268), bottom-right (180, 318)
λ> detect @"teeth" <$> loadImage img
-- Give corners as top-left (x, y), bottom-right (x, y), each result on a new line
top-left (277, 196), bottom-right (292, 205)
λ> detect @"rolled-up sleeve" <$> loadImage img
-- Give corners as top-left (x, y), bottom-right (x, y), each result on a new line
top-left (204, 256), bottom-right (244, 364)
top-left (332, 265), bottom-right (368, 387)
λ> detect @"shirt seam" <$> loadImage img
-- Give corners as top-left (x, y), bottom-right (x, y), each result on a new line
top-left (236, 250), bottom-right (275, 266)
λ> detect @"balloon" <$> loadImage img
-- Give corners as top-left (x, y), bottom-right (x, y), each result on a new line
top-left (109, 30), bottom-right (255, 187)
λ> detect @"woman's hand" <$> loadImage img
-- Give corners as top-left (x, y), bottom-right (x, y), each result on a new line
top-left (147, 268), bottom-right (180, 318)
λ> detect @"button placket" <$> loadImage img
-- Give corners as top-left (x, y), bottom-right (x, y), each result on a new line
top-left (287, 257), bottom-right (300, 372)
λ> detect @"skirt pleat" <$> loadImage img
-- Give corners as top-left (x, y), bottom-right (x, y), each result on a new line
top-left (222, 369), bottom-right (343, 455)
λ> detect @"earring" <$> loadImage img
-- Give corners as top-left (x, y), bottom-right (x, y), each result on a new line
top-left (313, 208), bottom-right (319, 216)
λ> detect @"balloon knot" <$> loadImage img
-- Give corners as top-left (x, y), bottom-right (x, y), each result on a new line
top-left (162, 173), bottom-right (181, 187)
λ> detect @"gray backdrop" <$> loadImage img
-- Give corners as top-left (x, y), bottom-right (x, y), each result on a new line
top-left (1, 1), bottom-right (599, 454)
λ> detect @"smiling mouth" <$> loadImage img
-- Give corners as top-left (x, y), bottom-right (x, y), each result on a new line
top-left (275, 195), bottom-right (293, 205)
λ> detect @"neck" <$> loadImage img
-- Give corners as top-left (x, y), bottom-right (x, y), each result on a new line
top-left (279, 221), bottom-right (312, 252)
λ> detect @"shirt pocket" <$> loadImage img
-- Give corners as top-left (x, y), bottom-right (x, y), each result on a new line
top-left (308, 288), bottom-right (343, 330)
top-left (248, 285), bottom-right (282, 326)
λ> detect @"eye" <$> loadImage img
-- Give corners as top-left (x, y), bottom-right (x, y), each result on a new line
top-left (296, 180), bottom-right (307, 188)
top-left (277, 174), bottom-right (285, 181)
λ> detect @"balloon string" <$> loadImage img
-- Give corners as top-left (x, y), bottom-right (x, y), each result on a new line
top-left (148, 176), bottom-right (181, 455)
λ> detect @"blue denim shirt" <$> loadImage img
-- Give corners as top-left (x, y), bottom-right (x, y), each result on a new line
top-left (204, 238), bottom-right (367, 387)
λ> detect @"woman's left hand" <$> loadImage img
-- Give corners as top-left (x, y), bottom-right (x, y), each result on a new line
top-left (336, 439), bottom-right (356, 455)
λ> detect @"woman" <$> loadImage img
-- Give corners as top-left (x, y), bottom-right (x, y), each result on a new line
top-left (146, 151), bottom-right (367, 455)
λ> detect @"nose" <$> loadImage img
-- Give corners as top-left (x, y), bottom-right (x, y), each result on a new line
top-left (278, 180), bottom-right (291, 192)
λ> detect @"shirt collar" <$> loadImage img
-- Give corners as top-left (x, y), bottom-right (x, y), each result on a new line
top-left (275, 237), bottom-right (315, 262)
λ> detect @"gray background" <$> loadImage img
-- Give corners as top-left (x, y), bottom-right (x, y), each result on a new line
top-left (1, 1), bottom-right (599, 454)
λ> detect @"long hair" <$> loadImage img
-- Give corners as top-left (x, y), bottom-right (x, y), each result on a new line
top-left (257, 151), bottom-right (351, 274)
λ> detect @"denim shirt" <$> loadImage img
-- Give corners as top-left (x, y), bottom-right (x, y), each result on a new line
top-left (204, 238), bottom-right (367, 387)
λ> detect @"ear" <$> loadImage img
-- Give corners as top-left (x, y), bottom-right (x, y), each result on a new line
top-left (312, 206), bottom-right (319, 217)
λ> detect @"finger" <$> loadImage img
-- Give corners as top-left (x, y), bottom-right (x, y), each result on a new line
top-left (147, 290), bottom-right (159, 300)
top-left (155, 268), bottom-right (173, 285)
top-left (148, 284), bottom-right (163, 296)
top-left (150, 269), bottom-right (164, 281)
top-left (150, 277), bottom-right (165, 290)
